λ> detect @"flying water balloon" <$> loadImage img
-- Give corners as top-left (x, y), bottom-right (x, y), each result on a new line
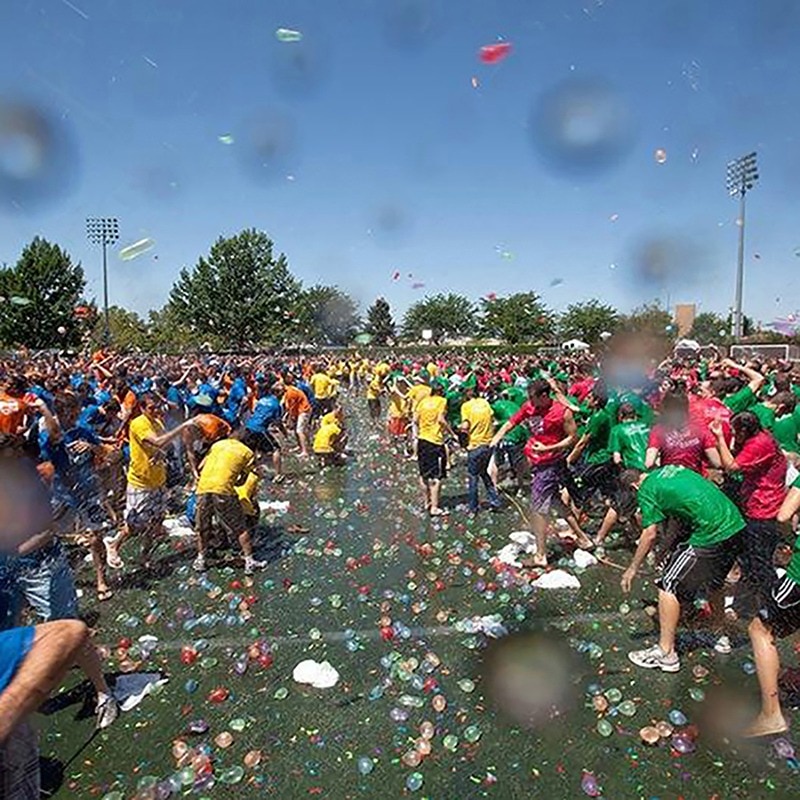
top-left (119, 238), bottom-right (155, 261)
top-left (479, 42), bottom-right (512, 64)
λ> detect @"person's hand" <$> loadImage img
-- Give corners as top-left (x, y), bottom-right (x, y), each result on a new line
top-left (620, 567), bottom-right (636, 594)
top-left (709, 419), bottom-right (723, 438)
top-left (531, 441), bottom-right (547, 453)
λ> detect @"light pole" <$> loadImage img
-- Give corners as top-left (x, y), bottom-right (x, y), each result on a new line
top-left (86, 216), bottom-right (119, 347)
top-left (725, 152), bottom-right (758, 340)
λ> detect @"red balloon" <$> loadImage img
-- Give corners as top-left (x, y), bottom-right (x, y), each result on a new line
top-left (479, 42), bottom-right (512, 64)
top-left (180, 646), bottom-right (199, 666)
top-left (208, 687), bottom-right (229, 704)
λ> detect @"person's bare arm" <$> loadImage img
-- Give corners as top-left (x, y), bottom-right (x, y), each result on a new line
top-left (567, 432), bottom-right (590, 465)
top-left (644, 446), bottom-right (659, 470)
top-left (142, 419), bottom-right (196, 449)
top-left (723, 357), bottom-right (765, 394)
top-left (621, 523), bottom-right (658, 592)
top-left (0, 622), bottom-right (89, 743)
top-left (710, 420), bottom-right (736, 470)
top-left (33, 398), bottom-right (61, 442)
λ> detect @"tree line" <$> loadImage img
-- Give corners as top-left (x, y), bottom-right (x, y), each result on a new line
top-left (0, 229), bottom-right (762, 352)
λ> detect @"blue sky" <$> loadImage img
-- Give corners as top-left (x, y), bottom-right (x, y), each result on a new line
top-left (1, 0), bottom-right (800, 328)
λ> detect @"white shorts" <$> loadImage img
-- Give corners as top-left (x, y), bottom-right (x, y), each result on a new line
top-left (296, 412), bottom-right (310, 435)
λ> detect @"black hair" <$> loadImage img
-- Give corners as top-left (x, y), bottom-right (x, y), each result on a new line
top-left (528, 379), bottom-right (551, 398)
top-left (731, 411), bottom-right (761, 450)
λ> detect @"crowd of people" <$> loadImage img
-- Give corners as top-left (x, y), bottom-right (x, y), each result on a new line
top-left (2, 344), bottom-right (800, 792)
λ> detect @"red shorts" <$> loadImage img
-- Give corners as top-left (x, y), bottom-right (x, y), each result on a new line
top-left (388, 417), bottom-right (408, 436)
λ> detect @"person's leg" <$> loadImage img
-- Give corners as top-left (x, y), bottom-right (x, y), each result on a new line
top-left (88, 533), bottom-right (111, 598)
top-left (657, 589), bottom-right (681, 656)
top-left (194, 494), bottom-right (212, 568)
top-left (429, 479), bottom-right (443, 514)
top-left (477, 447), bottom-right (500, 508)
top-left (737, 520), bottom-right (779, 618)
top-left (418, 477), bottom-right (430, 510)
top-left (0, 621), bottom-right (88, 744)
top-left (272, 448), bottom-right (283, 477)
top-left (530, 511), bottom-right (548, 566)
top-left (467, 449), bottom-right (480, 513)
top-left (745, 617), bottom-right (787, 735)
top-left (594, 507), bottom-right (618, 545)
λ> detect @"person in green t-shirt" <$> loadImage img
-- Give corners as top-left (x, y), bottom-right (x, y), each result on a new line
top-left (566, 382), bottom-right (617, 510)
top-left (721, 358), bottom-right (765, 414)
top-left (619, 465), bottom-right (745, 674)
top-left (752, 391), bottom-right (795, 439)
top-left (594, 403), bottom-right (652, 546)
top-left (490, 388), bottom-right (527, 490)
top-left (743, 477), bottom-right (800, 737)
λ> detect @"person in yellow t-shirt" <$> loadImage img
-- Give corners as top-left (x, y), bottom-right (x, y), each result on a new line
top-left (414, 384), bottom-right (451, 516)
top-left (309, 366), bottom-right (336, 416)
top-left (366, 373), bottom-right (384, 423)
top-left (314, 408), bottom-right (347, 466)
top-left (460, 388), bottom-right (502, 515)
top-left (387, 376), bottom-right (410, 439)
top-left (105, 394), bottom-right (196, 570)
top-left (193, 431), bottom-right (267, 575)
top-left (406, 376), bottom-right (432, 457)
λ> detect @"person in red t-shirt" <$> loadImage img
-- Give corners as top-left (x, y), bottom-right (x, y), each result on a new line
top-left (711, 412), bottom-right (787, 618)
top-left (490, 379), bottom-right (593, 566)
top-left (646, 391), bottom-right (720, 475)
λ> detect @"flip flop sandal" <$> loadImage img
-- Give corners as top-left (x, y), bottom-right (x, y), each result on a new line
top-left (97, 588), bottom-right (114, 602)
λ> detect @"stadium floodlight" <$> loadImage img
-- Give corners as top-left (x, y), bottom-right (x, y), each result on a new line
top-left (725, 152), bottom-right (759, 340)
top-left (86, 217), bottom-right (120, 347)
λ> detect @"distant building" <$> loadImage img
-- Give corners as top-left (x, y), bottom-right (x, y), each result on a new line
top-left (674, 304), bottom-right (696, 337)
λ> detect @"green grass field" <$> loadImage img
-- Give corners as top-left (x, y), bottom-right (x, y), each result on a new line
top-left (37, 397), bottom-right (799, 799)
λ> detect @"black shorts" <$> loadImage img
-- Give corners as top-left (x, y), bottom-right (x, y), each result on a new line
top-left (317, 398), bottom-right (335, 416)
top-left (417, 440), bottom-right (447, 481)
top-left (657, 531), bottom-right (744, 603)
top-left (247, 430), bottom-right (279, 455)
top-left (569, 461), bottom-right (619, 506)
top-left (758, 574), bottom-right (800, 639)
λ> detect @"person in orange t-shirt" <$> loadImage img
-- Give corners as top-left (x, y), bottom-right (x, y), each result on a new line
top-left (282, 381), bottom-right (312, 458)
top-left (183, 402), bottom-right (232, 479)
top-left (0, 376), bottom-right (30, 435)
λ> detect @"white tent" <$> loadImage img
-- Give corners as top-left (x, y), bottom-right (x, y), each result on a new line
top-left (561, 339), bottom-right (590, 352)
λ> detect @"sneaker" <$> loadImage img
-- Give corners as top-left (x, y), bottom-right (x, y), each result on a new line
top-left (96, 694), bottom-right (119, 730)
top-left (628, 644), bottom-right (680, 673)
top-left (192, 554), bottom-right (207, 573)
top-left (714, 635), bottom-right (732, 654)
top-left (244, 557), bottom-right (268, 575)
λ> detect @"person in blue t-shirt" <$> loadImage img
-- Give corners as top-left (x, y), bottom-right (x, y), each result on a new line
top-left (223, 371), bottom-right (249, 426)
top-left (245, 382), bottom-right (286, 481)
top-left (34, 394), bottom-right (115, 602)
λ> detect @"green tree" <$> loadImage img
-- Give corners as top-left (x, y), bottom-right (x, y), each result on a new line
top-left (559, 299), bottom-right (618, 345)
top-left (147, 305), bottom-right (207, 353)
top-left (295, 285), bottom-right (360, 345)
top-left (402, 293), bottom-right (476, 342)
top-left (89, 306), bottom-right (149, 351)
top-left (0, 237), bottom-right (86, 349)
top-left (364, 296), bottom-right (396, 345)
top-left (166, 229), bottom-right (303, 349)
top-left (479, 292), bottom-right (555, 344)
top-left (618, 301), bottom-right (673, 337)
top-left (689, 311), bottom-right (728, 343)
